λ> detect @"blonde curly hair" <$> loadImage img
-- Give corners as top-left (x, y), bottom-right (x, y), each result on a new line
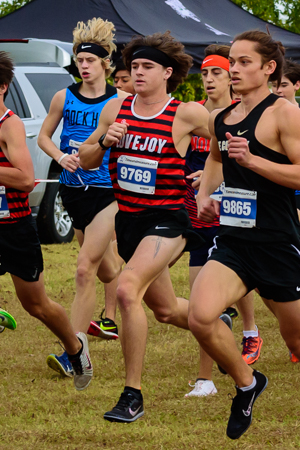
top-left (73, 17), bottom-right (116, 78)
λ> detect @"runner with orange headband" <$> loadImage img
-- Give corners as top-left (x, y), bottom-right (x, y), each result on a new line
top-left (201, 54), bottom-right (230, 72)
top-left (184, 44), bottom-right (262, 398)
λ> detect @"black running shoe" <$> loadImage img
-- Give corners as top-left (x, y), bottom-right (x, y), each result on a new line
top-left (222, 306), bottom-right (239, 319)
top-left (104, 390), bottom-right (144, 423)
top-left (227, 370), bottom-right (268, 440)
top-left (217, 313), bottom-right (233, 375)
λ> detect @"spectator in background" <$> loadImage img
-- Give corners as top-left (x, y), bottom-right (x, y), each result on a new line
top-left (112, 58), bottom-right (135, 95)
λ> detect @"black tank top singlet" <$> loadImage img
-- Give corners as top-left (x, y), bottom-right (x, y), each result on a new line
top-left (214, 93), bottom-right (300, 243)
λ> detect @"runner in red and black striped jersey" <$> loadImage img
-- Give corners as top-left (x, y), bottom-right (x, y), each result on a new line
top-left (184, 99), bottom-right (219, 229)
top-left (0, 109), bottom-right (31, 223)
top-left (0, 50), bottom-right (91, 387)
top-left (109, 95), bottom-right (187, 212)
top-left (79, 31), bottom-right (210, 423)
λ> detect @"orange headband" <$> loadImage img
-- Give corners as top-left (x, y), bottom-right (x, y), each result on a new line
top-left (201, 55), bottom-right (230, 72)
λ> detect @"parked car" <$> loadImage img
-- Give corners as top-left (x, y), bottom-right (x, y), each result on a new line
top-left (0, 38), bottom-right (76, 243)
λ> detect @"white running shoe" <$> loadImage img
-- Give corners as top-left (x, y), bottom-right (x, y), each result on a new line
top-left (68, 332), bottom-right (93, 391)
top-left (184, 379), bottom-right (217, 397)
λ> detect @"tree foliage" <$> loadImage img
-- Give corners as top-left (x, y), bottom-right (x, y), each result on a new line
top-left (0, 0), bottom-right (32, 17)
top-left (172, 74), bottom-right (204, 102)
top-left (230, 0), bottom-right (300, 34)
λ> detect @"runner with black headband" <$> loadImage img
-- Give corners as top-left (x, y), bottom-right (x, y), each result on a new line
top-left (189, 30), bottom-right (300, 439)
top-left (38, 17), bottom-right (126, 379)
top-left (79, 30), bottom-right (210, 423)
top-left (184, 45), bottom-right (262, 399)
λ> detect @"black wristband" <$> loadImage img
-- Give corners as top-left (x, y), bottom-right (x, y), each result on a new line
top-left (98, 133), bottom-right (110, 150)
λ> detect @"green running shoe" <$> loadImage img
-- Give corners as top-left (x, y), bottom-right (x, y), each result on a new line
top-left (0, 309), bottom-right (17, 331)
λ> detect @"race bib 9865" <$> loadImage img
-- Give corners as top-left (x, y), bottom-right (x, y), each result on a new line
top-left (220, 187), bottom-right (257, 228)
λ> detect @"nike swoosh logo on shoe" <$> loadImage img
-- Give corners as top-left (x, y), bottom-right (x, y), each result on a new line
top-left (85, 354), bottom-right (92, 371)
top-left (242, 392), bottom-right (255, 416)
top-left (129, 405), bottom-right (142, 417)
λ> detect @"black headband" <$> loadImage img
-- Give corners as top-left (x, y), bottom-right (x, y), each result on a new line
top-left (76, 42), bottom-right (109, 58)
top-left (131, 46), bottom-right (176, 68)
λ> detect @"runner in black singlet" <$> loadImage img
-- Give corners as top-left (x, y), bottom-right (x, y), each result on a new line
top-left (184, 44), bottom-right (262, 399)
top-left (189, 30), bottom-right (300, 440)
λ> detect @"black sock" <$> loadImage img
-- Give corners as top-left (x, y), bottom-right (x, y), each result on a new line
top-left (124, 386), bottom-right (142, 399)
top-left (196, 378), bottom-right (209, 382)
top-left (67, 338), bottom-right (83, 359)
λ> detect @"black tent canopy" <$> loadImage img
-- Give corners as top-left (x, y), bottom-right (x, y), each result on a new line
top-left (0, 0), bottom-right (300, 69)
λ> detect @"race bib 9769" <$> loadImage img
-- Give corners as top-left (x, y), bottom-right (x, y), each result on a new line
top-left (117, 155), bottom-right (158, 195)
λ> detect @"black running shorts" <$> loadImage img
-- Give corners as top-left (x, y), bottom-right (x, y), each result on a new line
top-left (189, 226), bottom-right (219, 267)
top-left (0, 214), bottom-right (43, 282)
top-left (208, 235), bottom-right (300, 302)
top-left (59, 184), bottom-right (116, 232)
top-left (115, 208), bottom-right (205, 263)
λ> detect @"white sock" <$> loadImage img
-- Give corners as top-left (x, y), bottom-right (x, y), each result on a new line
top-left (243, 324), bottom-right (258, 338)
top-left (239, 376), bottom-right (257, 392)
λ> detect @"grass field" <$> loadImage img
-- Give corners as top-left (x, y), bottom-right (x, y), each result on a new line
top-left (0, 240), bottom-right (300, 450)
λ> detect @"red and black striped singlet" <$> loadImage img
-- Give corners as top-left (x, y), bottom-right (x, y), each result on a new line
top-left (109, 95), bottom-right (187, 213)
top-left (184, 100), bottom-right (219, 229)
top-left (0, 110), bottom-right (31, 223)
top-left (184, 100), bottom-right (236, 229)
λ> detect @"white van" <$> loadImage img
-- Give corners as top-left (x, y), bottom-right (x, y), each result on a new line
top-left (0, 38), bottom-right (76, 243)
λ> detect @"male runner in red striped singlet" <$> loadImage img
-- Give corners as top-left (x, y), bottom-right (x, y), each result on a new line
top-left (0, 51), bottom-right (93, 391)
top-left (80, 31), bottom-right (210, 423)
